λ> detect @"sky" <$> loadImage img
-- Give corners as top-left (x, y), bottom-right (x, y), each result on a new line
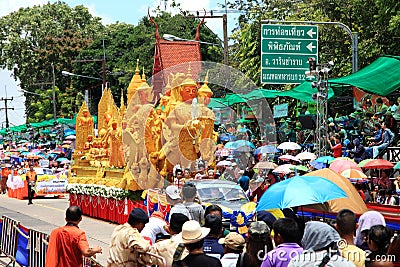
top-left (0, 0), bottom-right (236, 127)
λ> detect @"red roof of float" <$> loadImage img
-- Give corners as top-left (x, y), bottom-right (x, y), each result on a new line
top-left (158, 40), bottom-right (202, 82)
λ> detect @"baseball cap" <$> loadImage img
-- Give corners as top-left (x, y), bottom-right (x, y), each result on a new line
top-left (248, 221), bottom-right (270, 240)
top-left (165, 185), bottom-right (180, 200)
top-left (218, 232), bottom-right (245, 250)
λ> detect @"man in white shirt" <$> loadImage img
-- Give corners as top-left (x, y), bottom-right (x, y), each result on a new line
top-left (165, 185), bottom-right (191, 221)
top-left (218, 232), bottom-right (245, 267)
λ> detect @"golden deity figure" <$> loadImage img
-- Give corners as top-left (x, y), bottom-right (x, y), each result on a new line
top-left (104, 119), bottom-right (124, 168)
top-left (161, 72), bottom-right (202, 176)
top-left (197, 71), bottom-right (217, 164)
top-left (76, 103), bottom-right (94, 152)
top-left (83, 135), bottom-right (94, 154)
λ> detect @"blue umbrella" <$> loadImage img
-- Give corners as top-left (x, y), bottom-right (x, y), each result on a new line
top-left (310, 161), bottom-right (326, 170)
top-left (314, 156), bottom-right (335, 164)
top-left (254, 145), bottom-right (277, 155)
top-left (56, 157), bottom-right (68, 162)
top-left (225, 140), bottom-right (256, 149)
top-left (219, 134), bottom-right (237, 142)
top-left (257, 175), bottom-right (347, 211)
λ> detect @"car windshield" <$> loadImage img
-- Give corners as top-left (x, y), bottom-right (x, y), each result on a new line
top-left (197, 184), bottom-right (248, 202)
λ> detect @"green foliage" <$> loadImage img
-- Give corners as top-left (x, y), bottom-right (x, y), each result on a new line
top-left (0, 1), bottom-right (104, 122)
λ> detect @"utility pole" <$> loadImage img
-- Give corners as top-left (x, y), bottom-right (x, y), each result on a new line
top-left (51, 63), bottom-right (57, 120)
top-left (0, 94), bottom-right (14, 129)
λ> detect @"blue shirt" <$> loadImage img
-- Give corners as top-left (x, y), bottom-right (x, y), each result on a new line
top-left (238, 175), bottom-right (250, 191)
top-left (203, 237), bottom-right (224, 259)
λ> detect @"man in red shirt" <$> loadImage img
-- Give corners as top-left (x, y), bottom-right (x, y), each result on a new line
top-left (328, 134), bottom-right (343, 158)
top-left (45, 206), bottom-right (102, 267)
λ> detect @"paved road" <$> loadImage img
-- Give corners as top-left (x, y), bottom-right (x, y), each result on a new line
top-left (0, 194), bottom-right (118, 266)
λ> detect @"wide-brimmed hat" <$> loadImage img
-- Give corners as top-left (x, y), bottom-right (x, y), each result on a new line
top-left (219, 232), bottom-right (245, 250)
top-left (178, 220), bottom-right (210, 244)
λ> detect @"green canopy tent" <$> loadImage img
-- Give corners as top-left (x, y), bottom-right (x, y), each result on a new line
top-left (329, 55), bottom-right (400, 96)
top-left (241, 81), bottom-right (335, 102)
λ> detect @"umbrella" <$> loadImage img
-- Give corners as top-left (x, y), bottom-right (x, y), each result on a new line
top-left (279, 154), bottom-right (301, 162)
top-left (272, 164), bottom-right (295, 174)
top-left (329, 159), bottom-right (362, 173)
top-left (216, 160), bottom-right (232, 167)
top-left (277, 142), bottom-right (301, 150)
top-left (332, 157), bottom-right (355, 162)
top-left (394, 162), bottom-right (400, 170)
top-left (358, 159), bottom-right (373, 168)
top-left (253, 161), bottom-right (277, 170)
top-left (254, 145), bottom-right (277, 155)
top-left (310, 161), bottom-right (327, 170)
top-left (65, 135), bottom-right (76, 140)
top-left (314, 156), bottom-right (335, 164)
top-left (290, 165), bottom-right (308, 172)
top-left (295, 152), bottom-right (316, 161)
top-left (224, 140), bottom-right (255, 149)
top-left (304, 168), bottom-right (367, 214)
top-left (340, 169), bottom-right (367, 179)
top-left (363, 159), bottom-right (394, 169)
top-left (60, 159), bottom-right (70, 164)
top-left (219, 134), bottom-right (237, 142)
top-left (215, 148), bottom-right (232, 157)
top-left (256, 175), bottom-right (348, 211)
top-left (56, 157), bottom-right (69, 162)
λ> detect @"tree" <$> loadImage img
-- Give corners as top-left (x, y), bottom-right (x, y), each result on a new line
top-left (0, 1), bottom-right (104, 122)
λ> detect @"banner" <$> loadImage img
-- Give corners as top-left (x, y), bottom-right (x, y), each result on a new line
top-left (35, 179), bottom-right (67, 195)
top-left (353, 87), bottom-right (389, 110)
top-left (273, 103), bottom-right (288, 118)
top-left (213, 107), bottom-right (233, 125)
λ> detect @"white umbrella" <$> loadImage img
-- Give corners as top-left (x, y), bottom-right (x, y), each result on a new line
top-left (279, 154), bottom-right (301, 162)
top-left (253, 161), bottom-right (277, 170)
top-left (65, 135), bottom-right (76, 140)
top-left (295, 151), bottom-right (317, 161)
top-left (277, 142), bottom-right (301, 150)
top-left (216, 160), bottom-right (232, 167)
top-left (272, 164), bottom-right (295, 174)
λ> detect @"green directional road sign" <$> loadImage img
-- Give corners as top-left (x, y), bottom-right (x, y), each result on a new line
top-left (261, 24), bottom-right (318, 84)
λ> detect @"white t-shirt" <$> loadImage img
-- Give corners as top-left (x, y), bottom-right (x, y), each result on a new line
top-left (140, 217), bottom-right (169, 244)
top-left (220, 253), bottom-right (240, 267)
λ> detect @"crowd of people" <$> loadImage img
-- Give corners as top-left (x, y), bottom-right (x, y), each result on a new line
top-left (45, 203), bottom-right (400, 267)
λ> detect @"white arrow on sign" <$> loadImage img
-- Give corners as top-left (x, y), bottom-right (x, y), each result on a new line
top-left (306, 42), bottom-right (316, 52)
top-left (307, 28), bottom-right (317, 38)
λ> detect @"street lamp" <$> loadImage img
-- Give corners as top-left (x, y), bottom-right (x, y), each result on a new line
top-left (62, 71), bottom-right (102, 110)
top-left (163, 34), bottom-right (221, 46)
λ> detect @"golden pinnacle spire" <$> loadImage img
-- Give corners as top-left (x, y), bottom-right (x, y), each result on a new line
top-left (204, 70), bottom-right (209, 84)
top-left (186, 63), bottom-right (192, 79)
top-left (141, 67), bottom-right (146, 82)
top-left (165, 76), bottom-right (171, 90)
top-left (135, 59), bottom-right (140, 73)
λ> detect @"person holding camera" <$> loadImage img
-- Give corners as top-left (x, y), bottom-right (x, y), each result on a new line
top-left (26, 165), bottom-right (37, 205)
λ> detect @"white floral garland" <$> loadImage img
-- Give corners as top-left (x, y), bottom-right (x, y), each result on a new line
top-left (66, 183), bottom-right (129, 200)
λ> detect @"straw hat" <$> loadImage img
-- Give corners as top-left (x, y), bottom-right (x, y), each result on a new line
top-left (178, 220), bottom-right (210, 244)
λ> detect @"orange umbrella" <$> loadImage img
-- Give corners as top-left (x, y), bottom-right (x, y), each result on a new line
top-left (305, 168), bottom-right (367, 214)
top-left (329, 159), bottom-right (362, 173)
top-left (340, 169), bottom-right (367, 179)
top-left (363, 159), bottom-right (394, 169)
